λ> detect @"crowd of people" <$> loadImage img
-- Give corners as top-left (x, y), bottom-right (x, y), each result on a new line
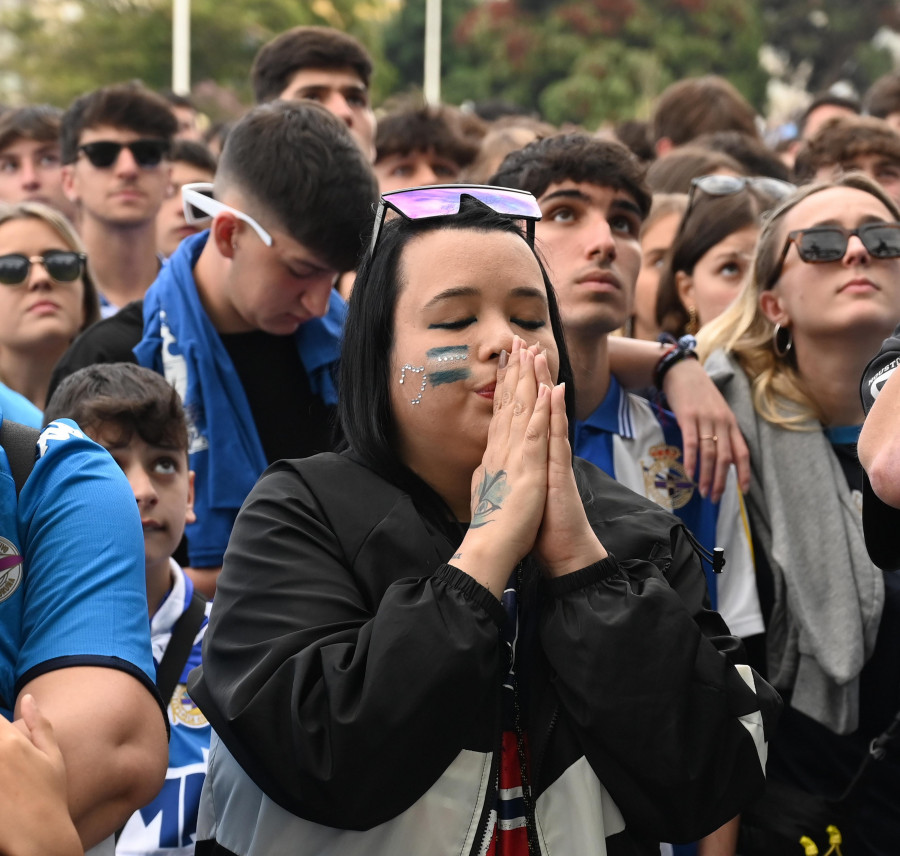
top-left (1, 21), bottom-right (899, 856)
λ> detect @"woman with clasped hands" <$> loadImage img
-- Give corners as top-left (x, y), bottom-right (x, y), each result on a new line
top-left (189, 190), bottom-right (780, 856)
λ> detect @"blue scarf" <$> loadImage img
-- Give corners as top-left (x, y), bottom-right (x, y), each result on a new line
top-left (134, 231), bottom-right (345, 567)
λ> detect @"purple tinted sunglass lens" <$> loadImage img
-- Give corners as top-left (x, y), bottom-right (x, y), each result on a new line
top-left (387, 187), bottom-right (541, 220)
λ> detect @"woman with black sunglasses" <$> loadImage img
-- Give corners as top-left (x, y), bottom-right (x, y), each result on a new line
top-left (188, 191), bottom-right (779, 856)
top-left (0, 201), bottom-right (99, 418)
top-left (699, 173), bottom-right (900, 855)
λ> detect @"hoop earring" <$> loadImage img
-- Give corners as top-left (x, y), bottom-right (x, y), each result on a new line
top-left (772, 322), bottom-right (793, 358)
top-left (686, 305), bottom-right (699, 336)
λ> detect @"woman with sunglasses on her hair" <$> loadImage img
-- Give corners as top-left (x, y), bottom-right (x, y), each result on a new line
top-left (698, 174), bottom-right (900, 855)
top-left (189, 189), bottom-right (779, 856)
top-left (0, 201), bottom-right (99, 420)
top-left (657, 175), bottom-right (794, 339)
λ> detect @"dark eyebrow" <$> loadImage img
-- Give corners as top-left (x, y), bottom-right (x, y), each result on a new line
top-left (539, 189), bottom-right (590, 205)
top-left (709, 248), bottom-right (753, 262)
top-left (539, 188), bottom-right (643, 219)
top-left (423, 284), bottom-right (547, 309)
top-left (509, 285), bottom-right (548, 303)
top-left (610, 198), bottom-right (644, 219)
top-left (423, 286), bottom-right (479, 309)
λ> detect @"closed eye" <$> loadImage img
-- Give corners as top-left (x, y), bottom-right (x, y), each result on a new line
top-left (428, 317), bottom-right (475, 330)
top-left (514, 318), bottom-right (546, 330)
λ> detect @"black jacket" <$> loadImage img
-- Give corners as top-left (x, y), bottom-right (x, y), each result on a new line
top-left (189, 452), bottom-right (780, 855)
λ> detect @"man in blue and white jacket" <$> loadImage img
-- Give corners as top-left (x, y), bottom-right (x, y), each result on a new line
top-left (47, 99), bottom-right (378, 598)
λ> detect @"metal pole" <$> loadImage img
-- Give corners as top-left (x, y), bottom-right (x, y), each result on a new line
top-left (172, 0), bottom-right (190, 95)
top-left (424, 0), bottom-right (441, 104)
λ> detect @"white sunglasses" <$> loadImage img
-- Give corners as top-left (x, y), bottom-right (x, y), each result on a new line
top-left (181, 182), bottom-right (273, 247)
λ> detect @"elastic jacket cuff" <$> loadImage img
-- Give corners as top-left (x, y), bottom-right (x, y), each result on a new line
top-left (437, 563), bottom-right (507, 627)
top-left (543, 553), bottom-right (621, 597)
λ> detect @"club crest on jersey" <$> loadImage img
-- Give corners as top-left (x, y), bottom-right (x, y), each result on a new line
top-left (0, 536), bottom-right (23, 602)
top-left (642, 444), bottom-right (695, 510)
top-left (171, 684), bottom-right (208, 728)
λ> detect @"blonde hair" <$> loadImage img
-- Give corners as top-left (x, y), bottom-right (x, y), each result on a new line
top-left (697, 173), bottom-right (900, 430)
top-left (0, 201), bottom-right (100, 330)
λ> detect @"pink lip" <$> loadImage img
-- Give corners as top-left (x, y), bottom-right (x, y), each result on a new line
top-left (28, 300), bottom-right (60, 315)
top-left (142, 519), bottom-right (164, 531)
top-left (577, 269), bottom-right (621, 290)
top-left (476, 384), bottom-right (496, 400)
top-left (839, 278), bottom-right (879, 293)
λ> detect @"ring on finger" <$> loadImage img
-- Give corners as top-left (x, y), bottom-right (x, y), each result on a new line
top-left (700, 434), bottom-right (718, 443)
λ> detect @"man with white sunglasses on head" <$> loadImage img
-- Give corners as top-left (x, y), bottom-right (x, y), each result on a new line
top-left (50, 100), bottom-right (378, 597)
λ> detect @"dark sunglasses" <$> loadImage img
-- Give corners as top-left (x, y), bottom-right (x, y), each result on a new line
top-left (369, 184), bottom-right (542, 256)
top-left (768, 222), bottom-right (900, 288)
top-left (0, 251), bottom-right (87, 286)
top-left (77, 139), bottom-right (169, 169)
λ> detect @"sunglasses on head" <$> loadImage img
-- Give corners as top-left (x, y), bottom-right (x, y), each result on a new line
top-left (768, 221), bottom-right (900, 288)
top-left (0, 251), bottom-right (86, 286)
top-left (181, 183), bottom-right (273, 247)
top-left (684, 174), bottom-right (796, 225)
top-left (77, 138), bottom-right (169, 169)
top-left (369, 184), bottom-right (543, 256)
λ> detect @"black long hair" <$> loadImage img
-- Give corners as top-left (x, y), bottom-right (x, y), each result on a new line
top-left (339, 196), bottom-right (576, 527)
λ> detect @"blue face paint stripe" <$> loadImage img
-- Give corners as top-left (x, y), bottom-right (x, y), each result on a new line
top-left (426, 346), bottom-right (469, 359)
top-left (429, 368), bottom-right (471, 386)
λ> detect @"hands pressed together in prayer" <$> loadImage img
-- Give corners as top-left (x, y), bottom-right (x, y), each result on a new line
top-left (453, 336), bottom-right (607, 599)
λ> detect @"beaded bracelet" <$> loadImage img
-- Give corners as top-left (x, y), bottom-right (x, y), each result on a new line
top-left (653, 334), bottom-right (699, 389)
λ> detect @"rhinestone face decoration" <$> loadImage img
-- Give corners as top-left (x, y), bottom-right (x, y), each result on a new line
top-left (399, 364), bottom-right (427, 404)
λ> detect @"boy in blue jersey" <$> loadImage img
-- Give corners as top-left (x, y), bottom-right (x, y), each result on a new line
top-left (0, 409), bottom-right (167, 850)
top-left (45, 362), bottom-right (211, 856)
top-left (492, 134), bottom-right (763, 856)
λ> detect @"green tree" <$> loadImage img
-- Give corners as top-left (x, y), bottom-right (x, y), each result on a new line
top-left (426, 0), bottom-right (767, 127)
top-left (380, 0), bottom-right (477, 101)
top-left (0, 0), bottom-right (389, 111)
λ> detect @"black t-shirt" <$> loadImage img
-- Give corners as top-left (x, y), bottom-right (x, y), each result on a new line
top-left (219, 330), bottom-right (338, 463)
